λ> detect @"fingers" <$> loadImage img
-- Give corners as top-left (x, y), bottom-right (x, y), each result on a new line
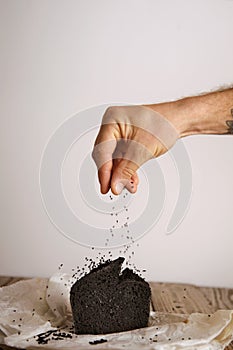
top-left (98, 160), bottom-right (112, 194)
top-left (124, 172), bottom-right (139, 194)
top-left (93, 136), bottom-right (153, 195)
top-left (92, 124), bottom-right (117, 194)
top-left (110, 139), bottom-right (153, 194)
top-left (110, 158), bottom-right (138, 195)
top-left (111, 156), bottom-right (139, 194)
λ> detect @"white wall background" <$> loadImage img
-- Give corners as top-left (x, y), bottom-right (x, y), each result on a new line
top-left (1, 0), bottom-right (233, 287)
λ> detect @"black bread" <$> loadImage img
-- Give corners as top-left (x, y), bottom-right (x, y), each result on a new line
top-left (70, 257), bottom-right (151, 334)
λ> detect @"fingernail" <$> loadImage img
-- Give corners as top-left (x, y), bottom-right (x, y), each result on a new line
top-left (115, 182), bottom-right (124, 194)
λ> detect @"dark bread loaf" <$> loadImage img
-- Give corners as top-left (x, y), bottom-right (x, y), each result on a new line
top-left (70, 257), bottom-right (151, 335)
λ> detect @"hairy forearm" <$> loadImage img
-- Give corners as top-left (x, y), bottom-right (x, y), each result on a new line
top-left (144, 88), bottom-right (233, 138)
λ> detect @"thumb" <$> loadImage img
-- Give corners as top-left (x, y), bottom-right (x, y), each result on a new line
top-left (111, 139), bottom-right (154, 195)
top-left (111, 159), bottom-right (138, 195)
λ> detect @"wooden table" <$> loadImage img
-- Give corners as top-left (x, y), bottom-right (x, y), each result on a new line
top-left (1, 277), bottom-right (233, 349)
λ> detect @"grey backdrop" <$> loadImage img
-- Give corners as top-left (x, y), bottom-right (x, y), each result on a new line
top-left (1, 0), bottom-right (233, 287)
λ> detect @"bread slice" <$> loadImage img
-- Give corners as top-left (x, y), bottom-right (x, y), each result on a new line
top-left (70, 257), bottom-right (151, 334)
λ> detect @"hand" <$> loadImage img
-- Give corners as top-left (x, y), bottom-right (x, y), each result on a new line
top-left (92, 105), bottom-right (179, 195)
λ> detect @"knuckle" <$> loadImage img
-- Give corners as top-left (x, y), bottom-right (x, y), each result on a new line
top-left (91, 149), bottom-right (96, 161)
top-left (92, 147), bottom-right (100, 163)
top-left (103, 106), bottom-right (120, 123)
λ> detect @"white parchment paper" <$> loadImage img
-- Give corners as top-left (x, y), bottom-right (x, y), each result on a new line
top-left (1, 275), bottom-right (233, 350)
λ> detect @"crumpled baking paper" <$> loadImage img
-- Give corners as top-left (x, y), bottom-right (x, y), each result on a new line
top-left (0, 274), bottom-right (233, 349)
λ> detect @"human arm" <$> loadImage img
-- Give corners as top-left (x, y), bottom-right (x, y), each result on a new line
top-left (92, 88), bottom-right (233, 195)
